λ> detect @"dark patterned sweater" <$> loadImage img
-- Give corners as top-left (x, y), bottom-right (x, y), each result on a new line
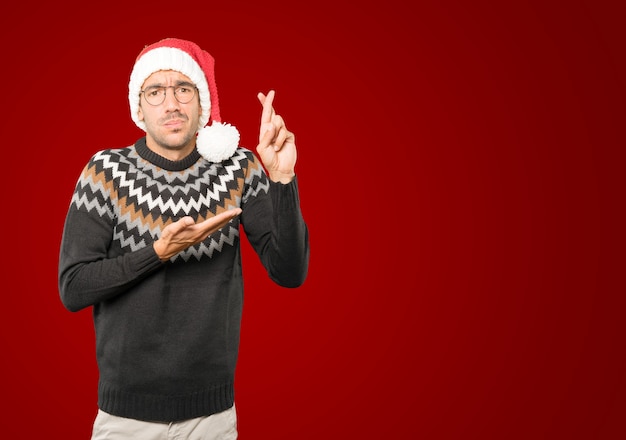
top-left (58, 137), bottom-right (309, 422)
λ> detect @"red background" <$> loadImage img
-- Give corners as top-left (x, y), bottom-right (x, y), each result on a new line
top-left (2, 0), bottom-right (625, 438)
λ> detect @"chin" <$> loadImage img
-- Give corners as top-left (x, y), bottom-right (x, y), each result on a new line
top-left (161, 132), bottom-right (195, 150)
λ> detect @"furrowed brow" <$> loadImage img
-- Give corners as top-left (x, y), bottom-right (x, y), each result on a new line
top-left (143, 83), bottom-right (164, 90)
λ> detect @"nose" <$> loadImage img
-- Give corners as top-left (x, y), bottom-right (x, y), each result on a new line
top-left (163, 87), bottom-right (181, 110)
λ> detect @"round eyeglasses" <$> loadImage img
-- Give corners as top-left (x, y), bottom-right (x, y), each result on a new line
top-left (140, 84), bottom-right (197, 106)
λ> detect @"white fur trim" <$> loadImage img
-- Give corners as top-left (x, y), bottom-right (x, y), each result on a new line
top-left (196, 123), bottom-right (240, 163)
top-left (128, 47), bottom-right (211, 131)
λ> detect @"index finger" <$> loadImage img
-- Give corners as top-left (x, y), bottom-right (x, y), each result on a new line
top-left (259, 90), bottom-right (276, 124)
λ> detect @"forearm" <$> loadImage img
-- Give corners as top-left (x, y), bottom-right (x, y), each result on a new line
top-left (59, 245), bottom-right (163, 312)
top-left (58, 206), bottom-right (164, 312)
top-left (255, 178), bottom-right (310, 287)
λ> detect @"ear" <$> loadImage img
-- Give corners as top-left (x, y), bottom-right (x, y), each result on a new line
top-left (138, 105), bottom-right (144, 122)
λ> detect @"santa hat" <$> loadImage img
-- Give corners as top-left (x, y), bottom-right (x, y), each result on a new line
top-left (128, 38), bottom-right (239, 162)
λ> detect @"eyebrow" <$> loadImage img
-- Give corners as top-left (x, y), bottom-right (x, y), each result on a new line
top-left (144, 80), bottom-right (196, 89)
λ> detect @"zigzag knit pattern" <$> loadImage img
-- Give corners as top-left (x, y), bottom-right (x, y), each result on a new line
top-left (71, 140), bottom-right (269, 262)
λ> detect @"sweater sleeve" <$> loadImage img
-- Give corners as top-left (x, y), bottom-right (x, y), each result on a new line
top-left (240, 155), bottom-right (310, 287)
top-left (58, 158), bottom-right (164, 312)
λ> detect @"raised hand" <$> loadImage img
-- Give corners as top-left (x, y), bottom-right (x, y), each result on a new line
top-left (257, 90), bottom-right (297, 183)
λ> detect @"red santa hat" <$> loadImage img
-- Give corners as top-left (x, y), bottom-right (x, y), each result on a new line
top-left (128, 38), bottom-right (239, 162)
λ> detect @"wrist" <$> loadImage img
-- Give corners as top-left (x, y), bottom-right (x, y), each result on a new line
top-left (268, 171), bottom-right (295, 184)
top-left (153, 239), bottom-right (171, 262)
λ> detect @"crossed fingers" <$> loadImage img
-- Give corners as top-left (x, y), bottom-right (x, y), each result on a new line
top-left (258, 90), bottom-right (292, 150)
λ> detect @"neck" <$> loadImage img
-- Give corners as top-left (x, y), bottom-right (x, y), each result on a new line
top-left (135, 137), bottom-right (201, 172)
top-left (145, 138), bottom-right (196, 161)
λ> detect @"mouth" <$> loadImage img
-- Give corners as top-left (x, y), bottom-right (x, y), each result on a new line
top-left (163, 119), bottom-right (185, 129)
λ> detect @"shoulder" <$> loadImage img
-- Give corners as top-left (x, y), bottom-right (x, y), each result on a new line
top-left (89, 145), bottom-right (134, 163)
top-left (230, 146), bottom-right (255, 162)
top-left (83, 145), bottom-right (135, 169)
top-left (79, 145), bottom-right (135, 179)
top-left (229, 147), bottom-right (264, 171)
top-left (228, 148), bottom-right (268, 190)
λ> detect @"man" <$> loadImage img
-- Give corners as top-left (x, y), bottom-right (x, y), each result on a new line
top-left (58, 38), bottom-right (309, 439)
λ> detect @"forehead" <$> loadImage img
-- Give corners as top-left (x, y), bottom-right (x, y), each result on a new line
top-left (142, 70), bottom-right (194, 87)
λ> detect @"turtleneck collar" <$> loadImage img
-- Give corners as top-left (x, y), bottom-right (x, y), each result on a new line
top-left (134, 137), bottom-right (202, 171)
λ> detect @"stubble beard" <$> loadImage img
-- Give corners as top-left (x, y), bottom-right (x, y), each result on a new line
top-left (153, 128), bottom-right (197, 152)
top-left (151, 112), bottom-right (198, 153)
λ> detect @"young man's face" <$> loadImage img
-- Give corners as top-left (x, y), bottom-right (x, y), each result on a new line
top-left (138, 70), bottom-right (201, 157)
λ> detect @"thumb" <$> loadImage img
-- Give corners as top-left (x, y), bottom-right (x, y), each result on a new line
top-left (171, 216), bottom-right (195, 232)
top-left (257, 124), bottom-right (276, 151)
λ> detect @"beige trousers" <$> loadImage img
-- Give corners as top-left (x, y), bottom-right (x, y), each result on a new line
top-left (90, 404), bottom-right (237, 440)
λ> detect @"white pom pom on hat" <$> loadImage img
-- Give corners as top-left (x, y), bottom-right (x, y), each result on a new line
top-left (128, 38), bottom-right (239, 162)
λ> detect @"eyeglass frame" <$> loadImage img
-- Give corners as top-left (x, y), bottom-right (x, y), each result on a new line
top-left (139, 82), bottom-right (198, 106)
